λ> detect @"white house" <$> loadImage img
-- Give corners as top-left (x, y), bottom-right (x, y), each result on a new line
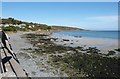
top-left (4, 24), bottom-right (9, 27)
top-left (28, 26), bottom-right (32, 28)
top-left (20, 24), bottom-right (26, 26)
top-left (32, 25), bottom-right (35, 27)
top-left (0, 24), bottom-right (3, 27)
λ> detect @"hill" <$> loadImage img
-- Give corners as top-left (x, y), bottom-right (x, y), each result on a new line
top-left (0, 17), bottom-right (84, 32)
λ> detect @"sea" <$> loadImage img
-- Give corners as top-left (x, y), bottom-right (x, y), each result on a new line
top-left (54, 30), bottom-right (119, 40)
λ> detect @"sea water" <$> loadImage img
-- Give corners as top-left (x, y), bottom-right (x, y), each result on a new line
top-left (54, 31), bottom-right (119, 40)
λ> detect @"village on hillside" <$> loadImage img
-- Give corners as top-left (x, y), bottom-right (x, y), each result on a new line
top-left (0, 17), bottom-right (82, 32)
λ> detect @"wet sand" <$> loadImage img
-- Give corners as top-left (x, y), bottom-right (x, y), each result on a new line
top-left (50, 33), bottom-right (118, 54)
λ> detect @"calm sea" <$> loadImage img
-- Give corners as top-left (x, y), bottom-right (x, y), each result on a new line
top-left (54, 31), bottom-right (119, 39)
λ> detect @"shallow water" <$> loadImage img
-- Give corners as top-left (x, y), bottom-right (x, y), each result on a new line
top-left (55, 31), bottom-right (119, 39)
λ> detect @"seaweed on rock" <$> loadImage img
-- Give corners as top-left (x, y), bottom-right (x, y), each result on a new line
top-left (22, 33), bottom-right (120, 78)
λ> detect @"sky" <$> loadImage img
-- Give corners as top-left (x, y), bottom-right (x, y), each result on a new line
top-left (1, 0), bottom-right (120, 2)
top-left (1, 2), bottom-right (118, 30)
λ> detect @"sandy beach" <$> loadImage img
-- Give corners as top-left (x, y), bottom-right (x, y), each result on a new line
top-left (8, 31), bottom-right (118, 54)
top-left (7, 31), bottom-right (119, 77)
top-left (8, 31), bottom-right (67, 77)
top-left (8, 31), bottom-right (33, 53)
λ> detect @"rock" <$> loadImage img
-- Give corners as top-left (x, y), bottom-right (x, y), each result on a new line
top-left (74, 36), bottom-right (82, 38)
top-left (50, 39), bottom-right (54, 41)
top-left (37, 43), bottom-right (41, 45)
top-left (76, 40), bottom-right (79, 42)
top-left (64, 44), bottom-right (67, 45)
top-left (70, 43), bottom-right (74, 44)
top-left (63, 39), bottom-right (69, 41)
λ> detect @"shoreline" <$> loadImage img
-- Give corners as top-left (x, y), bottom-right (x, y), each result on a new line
top-left (50, 32), bottom-right (118, 54)
top-left (8, 31), bottom-right (119, 55)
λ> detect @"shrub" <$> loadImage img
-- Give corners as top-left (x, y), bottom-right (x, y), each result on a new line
top-left (2, 26), bottom-right (17, 31)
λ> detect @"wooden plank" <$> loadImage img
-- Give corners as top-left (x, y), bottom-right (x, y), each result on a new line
top-left (0, 31), bottom-right (28, 78)
top-left (1, 48), bottom-right (28, 77)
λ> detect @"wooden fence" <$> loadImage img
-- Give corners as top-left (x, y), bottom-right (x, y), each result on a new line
top-left (0, 31), bottom-right (28, 78)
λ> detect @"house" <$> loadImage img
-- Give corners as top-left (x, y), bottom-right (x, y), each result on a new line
top-left (4, 24), bottom-right (9, 27)
top-left (32, 25), bottom-right (35, 27)
top-left (28, 26), bottom-right (32, 28)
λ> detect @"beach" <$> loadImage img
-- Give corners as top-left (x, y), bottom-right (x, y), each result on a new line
top-left (8, 31), bottom-right (119, 54)
top-left (8, 31), bottom-right (68, 77)
top-left (2, 2), bottom-right (119, 77)
top-left (8, 31), bottom-right (119, 77)
top-left (50, 33), bottom-right (118, 54)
